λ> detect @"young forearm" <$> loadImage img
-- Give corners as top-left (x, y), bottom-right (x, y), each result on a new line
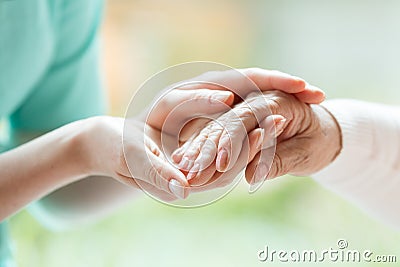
top-left (0, 120), bottom-right (89, 221)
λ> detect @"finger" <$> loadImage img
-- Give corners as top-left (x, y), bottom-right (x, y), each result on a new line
top-left (240, 68), bottom-right (307, 93)
top-left (180, 68), bottom-right (307, 96)
top-left (215, 117), bottom-right (246, 172)
top-left (245, 138), bottom-right (308, 186)
top-left (214, 95), bottom-right (275, 172)
top-left (179, 118), bottom-right (211, 142)
top-left (171, 134), bottom-right (196, 164)
top-left (118, 152), bottom-right (182, 201)
top-left (259, 115), bottom-right (287, 149)
top-left (178, 122), bottom-right (223, 172)
top-left (294, 84), bottom-right (325, 104)
top-left (201, 127), bottom-right (257, 190)
top-left (147, 89), bottom-right (234, 134)
top-left (246, 115), bottom-right (286, 161)
top-left (186, 137), bottom-right (218, 181)
top-left (245, 145), bottom-right (275, 193)
top-left (185, 94), bottom-right (270, 174)
top-left (246, 128), bottom-right (264, 163)
top-left (187, 162), bottom-right (217, 186)
top-left (141, 150), bottom-right (190, 199)
top-left (170, 89), bottom-right (234, 113)
top-left (130, 179), bottom-right (178, 202)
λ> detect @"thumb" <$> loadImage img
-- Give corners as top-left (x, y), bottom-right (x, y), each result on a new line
top-left (267, 140), bottom-right (308, 179)
top-left (245, 139), bottom-right (308, 185)
top-left (129, 135), bottom-right (190, 199)
top-left (138, 152), bottom-right (190, 199)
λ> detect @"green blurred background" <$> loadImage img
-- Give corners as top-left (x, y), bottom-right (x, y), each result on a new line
top-left (9, 0), bottom-right (400, 266)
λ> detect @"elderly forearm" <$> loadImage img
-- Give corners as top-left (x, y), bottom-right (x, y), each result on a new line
top-left (313, 99), bottom-right (400, 229)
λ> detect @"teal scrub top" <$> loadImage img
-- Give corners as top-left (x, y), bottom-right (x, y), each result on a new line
top-left (0, 0), bottom-right (106, 266)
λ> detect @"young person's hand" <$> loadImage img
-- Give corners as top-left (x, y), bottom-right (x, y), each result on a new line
top-left (78, 116), bottom-right (187, 200)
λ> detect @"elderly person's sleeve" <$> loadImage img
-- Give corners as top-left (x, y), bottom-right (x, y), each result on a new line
top-left (313, 99), bottom-right (400, 229)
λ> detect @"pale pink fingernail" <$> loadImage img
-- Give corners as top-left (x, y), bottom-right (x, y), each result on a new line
top-left (216, 148), bottom-right (229, 172)
top-left (255, 128), bottom-right (265, 150)
top-left (179, 156), bottom-right (195, 171)
top-left (179, 157), bottom-right (190, 170)
top-left (171, 150), bottom-right (183, 164)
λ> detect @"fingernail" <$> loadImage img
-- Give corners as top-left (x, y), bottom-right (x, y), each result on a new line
top-left (274, 118), bottom-right (287, 137)
top-left (210, 92), bottom-right (232, 104)
top-left (308, 85), bottom-right (326, 99)
top-left (169, 179), bottom-right (185, 199)
top-left (216, 148), bottom-right (229, 172)
top-left (171, 149), bottom-right (183, 164)
top-left (255, 128), bottom-right (265, 150)
top-left (179, 157), bottom-right (191, 171)
top-left (187, 163), bottom-right (200, 181)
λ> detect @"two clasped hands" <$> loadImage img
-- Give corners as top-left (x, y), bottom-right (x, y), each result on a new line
top-left (94, 68), bottom-right (341, 202)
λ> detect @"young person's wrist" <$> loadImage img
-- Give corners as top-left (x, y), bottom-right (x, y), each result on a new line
top-left (76, 116), bottom-right (128, 179)
top-left (56, 119), bottom-right (99, 178)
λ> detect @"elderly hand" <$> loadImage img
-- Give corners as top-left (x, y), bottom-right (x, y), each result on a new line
top-left (172, 90), bottom-right (341, 191)
top-left (244, 91), bottom-right (342, 184)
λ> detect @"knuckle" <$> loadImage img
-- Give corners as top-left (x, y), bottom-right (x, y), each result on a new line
top-left (192, 91), bottom-right (211, 102)
top-left (202, 123), bottom-right (222, 138)
top-left (266, 97), bottom-right (281, 115)
top-left (219, 131), bottom-right (232, 144)
top-left (185, 147), bottom-right (201, 158)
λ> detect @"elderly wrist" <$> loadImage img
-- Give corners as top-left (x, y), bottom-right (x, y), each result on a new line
top-left (311, 104), bottom-right (343, 171)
